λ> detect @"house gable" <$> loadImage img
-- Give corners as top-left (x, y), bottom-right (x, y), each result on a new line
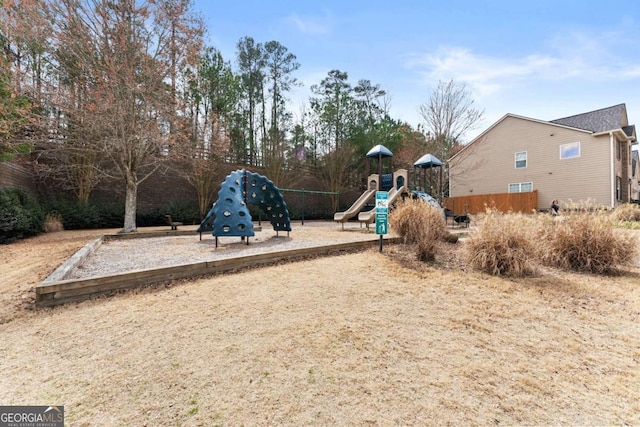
top-left (449, 113), bottom-right (593, 164)
top-left (449, 108), bottom-right (635, 209)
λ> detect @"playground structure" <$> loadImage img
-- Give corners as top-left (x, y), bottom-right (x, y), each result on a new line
top-left (333, 169), bottom-right (410, 226)
top-left (335, 144), bottom-right (409, 228)
top-left (197, 169), bottom-right (291, 246)
top-left (413, 153), bottom-right (444, 198)
top-left (332, 188), bottom-right (376, 223)
top-left (334, 145), bottom-right (455, 228)
top-left (356, 169), bottom-right (409, 225)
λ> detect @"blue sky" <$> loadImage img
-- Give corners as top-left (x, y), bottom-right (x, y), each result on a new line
top-left (193, 0), bottom-right (640, 142)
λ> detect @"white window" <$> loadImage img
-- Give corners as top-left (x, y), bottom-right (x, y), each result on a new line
top-left (515, 151), bottom-right (527, 168)
top-left (560, 142), bottom-right (580, 159)
top-left (508, 182), bottom-right (533, 193)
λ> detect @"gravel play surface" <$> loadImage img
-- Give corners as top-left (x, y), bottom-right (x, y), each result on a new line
top-left (69, 221), bottom-right (386, 279)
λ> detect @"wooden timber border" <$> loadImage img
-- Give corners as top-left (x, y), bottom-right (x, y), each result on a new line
top-left (36, 235), bottom-right (401, 308)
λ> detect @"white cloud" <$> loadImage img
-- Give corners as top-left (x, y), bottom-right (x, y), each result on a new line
top-left (408, 47), bottom-right (581, 99)
top-left (407, 29), bottom-right (640, 101)
top-left (287, 13), bottom-right (332, 36)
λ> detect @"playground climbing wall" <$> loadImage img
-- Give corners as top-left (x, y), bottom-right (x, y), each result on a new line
top-left (198, 169), bottom-right (291, 238)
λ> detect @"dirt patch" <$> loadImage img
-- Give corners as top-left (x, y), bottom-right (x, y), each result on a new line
top-left (1, 223), bottom-right (639, 425)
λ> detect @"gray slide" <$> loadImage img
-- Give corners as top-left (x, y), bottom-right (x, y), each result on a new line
top-left (357, 185), bottom-right (406, 224)
top-left (334, 189), bottom-right (376, 222)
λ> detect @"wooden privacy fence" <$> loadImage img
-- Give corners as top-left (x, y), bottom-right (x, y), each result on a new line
top-left (442, 190), bottom-right (538, 215)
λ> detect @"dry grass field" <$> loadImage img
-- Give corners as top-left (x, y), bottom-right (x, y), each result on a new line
top-left (1, 222), bottom-right (639, 426)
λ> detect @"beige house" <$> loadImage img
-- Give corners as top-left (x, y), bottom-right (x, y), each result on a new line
top-left (449, 104), bottom-right (637, 210)
top-left (632, 149), bottom-right (640, 202)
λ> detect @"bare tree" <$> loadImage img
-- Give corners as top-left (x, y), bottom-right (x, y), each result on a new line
top-left (393, 123), bottom-right (428, 172)
top-left (418, 79), bottom-right (484, 160)
top-left (417, 80), bottom-right (484, 197)
top-left (315, 144), bottom-right (355, 212)
top-left (49, 0), bottom-right (203, 232)
top-left (0, 0), bottom-right (50, 160)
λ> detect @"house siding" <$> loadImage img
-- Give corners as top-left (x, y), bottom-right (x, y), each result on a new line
top-left (632, 151), bottom-right (640, 202)
top-left (450, 116), bottom-right (613, 210)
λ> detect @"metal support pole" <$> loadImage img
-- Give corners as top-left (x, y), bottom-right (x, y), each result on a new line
top-left (378, 153), bottom-right (383, 253)
top-left (301, 189), bottom-right (305, 225)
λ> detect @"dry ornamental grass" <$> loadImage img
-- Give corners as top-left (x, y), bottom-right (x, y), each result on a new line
top-left (539, 211), bottom-right (638, 273)
top-left (612, 203), bottom-right (640, 222)
top-left (0, 221), bottom-right (639, 425)
top-left (390, 200), bottom-right (446, 261)
top-left (465, 210), bottom-right (538, 277)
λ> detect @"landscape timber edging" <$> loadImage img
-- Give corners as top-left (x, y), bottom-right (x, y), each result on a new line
top-left (35, 237), bottom-right (401, 308)
top-left (41, 229), bottom-right (198, 284)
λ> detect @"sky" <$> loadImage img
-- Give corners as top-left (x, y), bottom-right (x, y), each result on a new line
top-left (192, 0), bottom-right (640, 143)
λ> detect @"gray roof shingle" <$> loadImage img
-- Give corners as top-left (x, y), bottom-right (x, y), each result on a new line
top-left (550, 104), bottom-right (626, 133)
top-left (623, 125), bottom-right (636, 139)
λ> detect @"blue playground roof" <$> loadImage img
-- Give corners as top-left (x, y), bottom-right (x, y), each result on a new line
top-left (414, 153), bottom-right (443, 168)
top-left (366, 144), bottom-right (393, 158)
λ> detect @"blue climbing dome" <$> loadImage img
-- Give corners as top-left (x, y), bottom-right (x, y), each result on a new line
top-left (242, 170), bottom-right (292, 233)
top-left (198, 169), bottom-right (291, 241)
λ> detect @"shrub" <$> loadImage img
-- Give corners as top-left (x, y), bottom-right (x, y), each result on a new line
top-left (538, 211), bottom-right (638, 274)
top-left (43, 212), bottom-right (64, 232)
top-left (465, 210), bottom-right (538, 277)
top-left (43, 199), bottom-right (101, 229)
top-left (42, 198), bottom-right (127, 229)
top-left (442, 232), bottom-right (459, 243)
top-left (0, 187), bottom-right (44, 244)
top-left (164, 200), bottom-right (200, 225)
top-left (390, 199), bottom-right (446, 261)
top-left (612, 203), bottom-right (640, 222)
top-left (136, 207), bottom-right (165, 227)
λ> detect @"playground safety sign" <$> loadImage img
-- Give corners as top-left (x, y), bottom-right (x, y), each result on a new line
top-left (375, 191), bottom-right (388, 235)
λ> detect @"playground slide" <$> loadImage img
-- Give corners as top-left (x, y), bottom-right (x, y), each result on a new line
top-left (334, 189), bottom-right (376, 222)
top-left (357, 185), bottom-right (407, 224)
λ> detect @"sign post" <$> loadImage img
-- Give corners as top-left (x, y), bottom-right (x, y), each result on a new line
top-left (375, 191), bottom-right (388, 252)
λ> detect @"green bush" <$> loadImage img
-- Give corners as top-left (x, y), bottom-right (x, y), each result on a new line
top-left (390, 199), bottom-right (446, 261)
top-left (42, 197), bottom-right (200, 229)
top-left (136, 207), bottom-right (165, 227)
top-left (136, 201), bottom-right (200, 227)
top-left (163, 201), bottom-right (200, 225)
top-left (0, 187), bottom-right (44, 244)
top-left (465, 210), bottom-right (538, 277)
top-left (43, 199), bottom-right (124, 229)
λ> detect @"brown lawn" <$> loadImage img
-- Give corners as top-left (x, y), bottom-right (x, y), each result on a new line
top-left (0, 224), bottom-right (639, 426)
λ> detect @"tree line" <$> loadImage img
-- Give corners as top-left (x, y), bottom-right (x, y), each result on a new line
top-left (0, 0), bottom-right (483, 232)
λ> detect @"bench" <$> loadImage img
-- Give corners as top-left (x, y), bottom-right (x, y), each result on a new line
top-left (453, 213), bottom-right (470, 228)
top-left (444, 208), bottom-right (470, 228)
top-left (444, 208), bottom-right (456, 225)
top-left (164, 215), bottom-right (183, 230)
